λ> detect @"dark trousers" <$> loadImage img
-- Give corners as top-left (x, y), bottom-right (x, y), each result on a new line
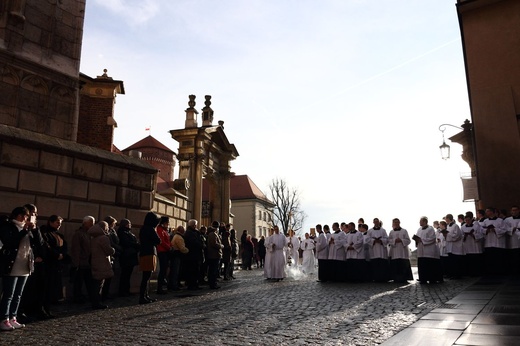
top-left (157, 252), bottom-right (169, 291)
top-left (168, 255), bottom-right (182, 289)
top-left (118, 265), bottom-right (134, 295)
top-left (21, 262), bottom-right (47, 315)
top-left (74, 267), bottom-right (94, 302)
top-left (484, 247), bottom-right (507, 276)
top-left (207, 258), bottom-right (220, 288)
top-left (229, 258), bottom-right (236, 278)
top-left (222, 260), bottom-right (230, 279)
top-left (318, 259), bottom-right (332, 281)
top-left (140, 271), bottom-right (152, 299)
top-left (447, 253), bottom-right (464, 278)
top-left (199, 260), bottom-right (208, 283)
top-left (91, 279), bottom-right (105, 307)
top-left (184, 260), bottom-right (200, 289)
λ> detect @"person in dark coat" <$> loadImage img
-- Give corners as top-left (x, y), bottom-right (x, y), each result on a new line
top-left (0, 206), bottom-right (39, 331)
top-left (229, 229), bottom-right (238, 279)
top-left (101, 216), bottom-right (121, 300)
top-left (138, 212), bottom-right (161, 304)
top-left (19, 204), bottom-right (47, 322)
top-left (40, 215), bottom-right (68, 304)
top-left (221, 227), bottom-right (232, 280)
top-left (258, 236), bottom-right (266, 268)
top-left (183, 219), bottom-right (204, 290)
top-left (117, 219), bottom-right (139, 297)
top-left (88, 221), bottom-right (115, 309)
top-left (242, 234), bottom-right (254, 270)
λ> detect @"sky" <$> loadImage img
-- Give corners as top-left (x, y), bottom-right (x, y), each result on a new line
top-left (80, 0), bottom-right (474, 237)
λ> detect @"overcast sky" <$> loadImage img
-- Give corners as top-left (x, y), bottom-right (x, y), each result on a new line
top-left (80, 0), bottom-right (473, 236)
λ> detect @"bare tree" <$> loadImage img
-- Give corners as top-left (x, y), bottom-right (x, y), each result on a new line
top-left (268, 178), bottom-right (307, 235)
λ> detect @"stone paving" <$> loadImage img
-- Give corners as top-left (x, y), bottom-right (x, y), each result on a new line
top-left (1, 267), bottom-right (476, 345)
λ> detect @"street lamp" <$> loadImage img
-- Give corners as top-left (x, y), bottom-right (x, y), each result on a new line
top-left (438, 123), bottom-right (463, 160)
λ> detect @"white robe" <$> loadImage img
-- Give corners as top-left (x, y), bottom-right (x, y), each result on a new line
top-left (327, 231), bottom-right (341, 260)
top-left (461, 222), bottom-right (484, 254)
top-left (415, 226), bottom-right (439, 259)
top-left (270, 233), bottom-right (288, 279)
top-left (315, 232), bottom-right (329, 260)
top-left (482, 218), bottom-right (507, 248)
top-left (436, 229), bottom-right (448, 257)
top-left (387, 228), bottom-right (411, 259)
top-left (366, 228), bottom-right (389, 259)
top-left (300, 238), bottom-right (316, 274)
top-left (333, 231), bottom-right (348, 260)
top-left (505, 217), bottom-right (520, 248)
top-left (263, 235), bottom-right (273, 278)
top-left (345, 231), bottom-right (364, 259)
top-left (446, 222), bottom-right (464, 255)
top-left (286, 236), bottom-right (300, 264)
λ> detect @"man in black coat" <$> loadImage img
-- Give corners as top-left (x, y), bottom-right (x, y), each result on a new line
top-left (183, 219), bottom-right (203, 290)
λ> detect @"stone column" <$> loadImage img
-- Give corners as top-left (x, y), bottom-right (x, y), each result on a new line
top-left (220, 169), bottom-right (231, 223)
top-left (191, 154), bottom-right (204, 223)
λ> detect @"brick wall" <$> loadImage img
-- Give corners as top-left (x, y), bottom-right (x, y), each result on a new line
top-left (77, 94), bottom-right (114, 151)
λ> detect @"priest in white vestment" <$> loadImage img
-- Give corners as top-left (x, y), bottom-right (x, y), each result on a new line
top-left (300, 233), bottom-right (315, 274)
top-left (269, 226), bottom-right (288, 281)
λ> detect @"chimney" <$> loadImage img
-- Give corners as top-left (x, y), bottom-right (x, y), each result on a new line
top-left (78, 69), bottom-right (125, 151)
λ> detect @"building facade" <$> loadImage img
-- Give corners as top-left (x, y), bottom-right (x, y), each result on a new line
top-left (456, 0), bottom-right (520, 210)
top-left (225, 174), bottom-right (275, 239)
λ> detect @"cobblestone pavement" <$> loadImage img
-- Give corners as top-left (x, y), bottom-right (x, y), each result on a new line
top-left (2, 267), bottom-right (476, 345)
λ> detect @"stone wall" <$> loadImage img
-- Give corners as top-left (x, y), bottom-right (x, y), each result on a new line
top-left (0, 124), bottom-right (157, 244)
top-left (0, 0), bottom-right (86, 142)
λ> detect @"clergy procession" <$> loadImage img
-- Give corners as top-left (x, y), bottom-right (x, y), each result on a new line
top-left (264, 205), bottom-right (520, 285)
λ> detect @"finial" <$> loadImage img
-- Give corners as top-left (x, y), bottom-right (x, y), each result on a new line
top-left (188, 95), bottom-right (196, 109)
top-left (204, 95), bottom-right (212, 108)
top-left (96, 68), bottom-right (113, 80)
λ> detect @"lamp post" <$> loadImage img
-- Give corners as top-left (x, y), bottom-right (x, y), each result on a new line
top-left (438, 123), bottom-right (463, 160)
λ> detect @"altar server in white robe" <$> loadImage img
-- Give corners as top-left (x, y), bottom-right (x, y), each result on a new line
top-left (269, 226), bottom-right (288, 281)
top-left (482, 207), bottom-right (508, 275)
top-left (413, 217), bottom-right (442, 284)
top-left (445, 214), bottom-right (465, 279)
top-left (505, 205), bottom-right (520, 275)
top-left (344, 223), bottom-right (365, 282)
top-left (461, 212), bottom-right (484, 276)
top-left (327, 223), bottom-right (341, 260)
top-left (366, 218), bottom-right (390, 282)
top-left (263, 228), bottom-right (274, 279)
top-left (328, 222), bottom-right (346, 281)
top-left (436, 221), bottom-right (449, 278)
top-left (387, 218), bottom-right (413, 283)
top-left (286, 230), bottom-right (300, 266)
top-left (300, 233), bottom-right (315, 274)
top-left (315, 224), bottom-right (330, 281)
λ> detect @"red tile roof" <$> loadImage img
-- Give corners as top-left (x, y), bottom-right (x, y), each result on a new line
top-left (122, 135), bottom-right (174, 153)
top-left (202, 174), bottom-right (273, 205)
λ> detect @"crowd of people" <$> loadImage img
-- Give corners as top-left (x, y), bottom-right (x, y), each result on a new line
top-left (415, 206), bottom-right (520, 283)
top-left (0, 204), bottom-right (242, 332)
top-left (257, 205), bottom-right (520, 285)
top-left (1, 203), bottom-right (518, 333)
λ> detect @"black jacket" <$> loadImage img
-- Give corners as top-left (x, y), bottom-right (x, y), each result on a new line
top-left (184, 227), bottom-right (204, 262)
top-left (0, 219), bottom-right (44, 275)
